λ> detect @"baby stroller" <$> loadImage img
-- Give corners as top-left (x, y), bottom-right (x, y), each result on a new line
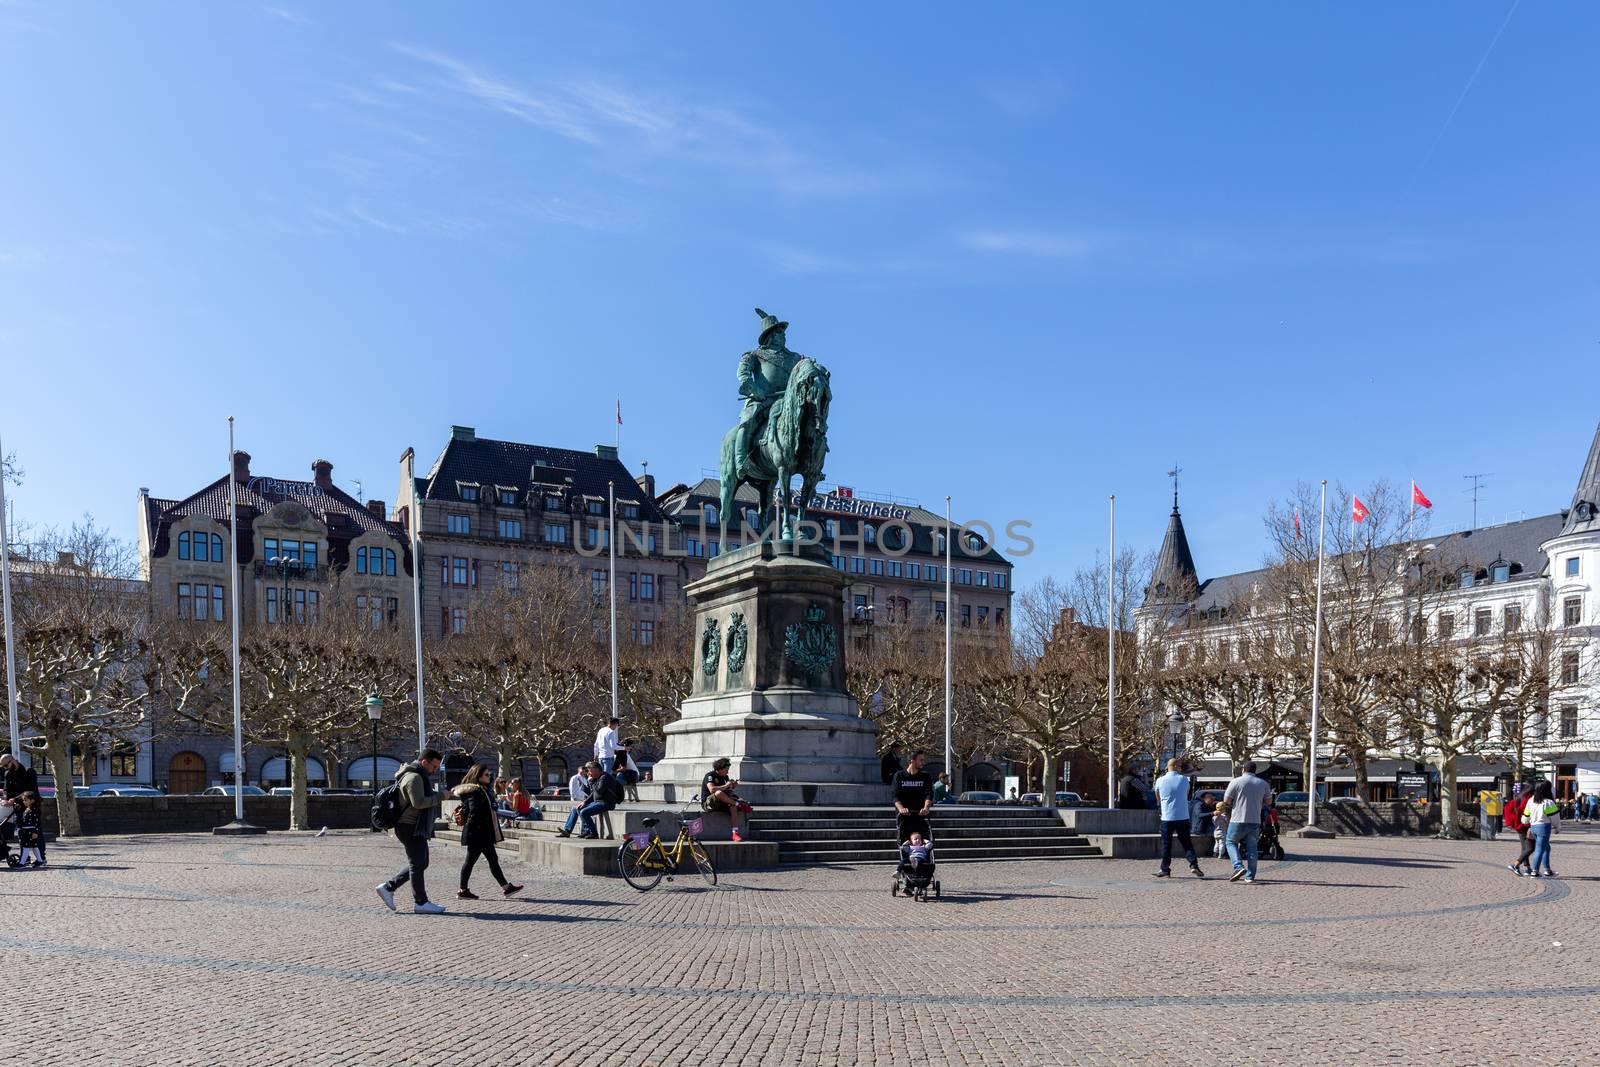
top-left (891, 820), bottom-right (940, 903)
top-left (1258, 804), bottom-right (1286, 862)
top-left (0, 800), bottom-right (18, 870)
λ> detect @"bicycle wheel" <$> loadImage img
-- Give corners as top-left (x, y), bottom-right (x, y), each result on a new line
top-left (689, 838), bottom-right (718, 887)
top-left (617, 840), bottom-right (663, 892)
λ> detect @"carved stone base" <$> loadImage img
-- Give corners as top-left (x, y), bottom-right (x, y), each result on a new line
top-left (648, 539), bottom-right (883, 805)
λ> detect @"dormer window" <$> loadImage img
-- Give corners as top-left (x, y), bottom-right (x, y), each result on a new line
top-left (458, 483), bottom-right (480, 502)
top-left (965, 532), bottom-right (984, 552)
top-left (544, 494), bottom-right (563, 511)
top-left (497, 487), bottom-right (519, 506)
top-left (1459, 570), bottom-right (1474, 588)
top-left (704, 503), bottom-right (719, 524)
top-left (1577, 501), bottom-right (1595, 522)
top-left (1492, 563), bottom-right (1509, 583)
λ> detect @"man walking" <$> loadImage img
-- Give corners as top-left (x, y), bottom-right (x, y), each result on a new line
top-left (375, 748), bottom-right (446, 914)
top-left (594, 716), bottom-right (621, 775)
top-left (1222, 760), bottom-right (1271, 884)
top-left (1153, 758), bottom-right (1204, 878)
top-left (891, 750), bottom-right (934, 844)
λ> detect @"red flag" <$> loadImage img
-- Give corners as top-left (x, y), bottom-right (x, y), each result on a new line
top-left (616, 399), bottom-right (623, 426)
top-left (1293, 509), bottom-right (1303, 542)
top-left (1352, 495), bottom-right (1369, 524)
top-left (1411, 481), bottom-right (1432, 509)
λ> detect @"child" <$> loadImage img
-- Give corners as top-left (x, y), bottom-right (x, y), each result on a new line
top-left (1212, 800), bottom-right (1231, 859)
top-left (901, 831), bottom-right (933, 872)
top-left (14, 791), bottom-right (45, 869)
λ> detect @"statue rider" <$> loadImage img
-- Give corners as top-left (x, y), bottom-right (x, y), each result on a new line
top-left (734, 308), bottom-right (804, 476)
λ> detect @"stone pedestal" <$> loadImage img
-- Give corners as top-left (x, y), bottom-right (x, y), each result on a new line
top-left (638, 539), bottom-right (886, 807)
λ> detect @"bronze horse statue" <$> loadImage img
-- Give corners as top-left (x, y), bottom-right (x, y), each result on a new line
top-left (718, 356), bottom-right (831, 546)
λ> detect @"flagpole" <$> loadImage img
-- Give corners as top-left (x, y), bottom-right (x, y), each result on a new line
top-left (211, 420), bottom-right (264, 835)
top-left (608, 480), bottom-right (619, 725)
top-left (0, 431), bottom-right (21, 760)
top-left (943, 495), bottom-right (953, 787)
top-left (407, 449), bottom-right (427, 750)
top-left (1308, 479), bottom-right (1328, 828)
top-left (1106, 494), bottom-right (1116, 811)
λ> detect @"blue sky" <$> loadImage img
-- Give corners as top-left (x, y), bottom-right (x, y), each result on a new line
top-left (2, 1), bottom-right (1596, 587)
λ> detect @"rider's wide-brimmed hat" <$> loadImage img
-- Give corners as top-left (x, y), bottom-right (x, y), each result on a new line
top-left (754, 307), bottom-right (788, 344)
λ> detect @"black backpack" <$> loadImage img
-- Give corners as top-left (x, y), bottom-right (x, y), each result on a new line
top-left (370, 777), bottom-right (408, 830)
top-left (594, 773), bottom-right (624, 806)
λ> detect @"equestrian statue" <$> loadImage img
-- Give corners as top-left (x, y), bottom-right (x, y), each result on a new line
top-left (718, 308), bottom-right (831, 546)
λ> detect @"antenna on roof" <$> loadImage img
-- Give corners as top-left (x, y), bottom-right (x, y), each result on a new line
top-left (1463, 473), bottom-right (1493, 531)
top-left (1167, 464), bottom-right (1182, 508)
top-left (353, 478), bottom-right (364, 503)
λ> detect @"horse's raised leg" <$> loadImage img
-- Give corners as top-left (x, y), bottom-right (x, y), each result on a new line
top-left (775, 466), bottom-right (792, 540)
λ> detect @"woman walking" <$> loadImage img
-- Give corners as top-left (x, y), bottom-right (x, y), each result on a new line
top-left (451, 763), bottom-right (523, 900)
top-left (1521, 781), bottom-right (1561, 878)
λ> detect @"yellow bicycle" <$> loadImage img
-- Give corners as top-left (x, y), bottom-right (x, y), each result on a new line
top-left (617, 812), bottom-right (717, 891)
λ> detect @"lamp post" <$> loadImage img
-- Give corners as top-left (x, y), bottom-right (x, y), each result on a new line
top-left (365, 692), bottom-right (384, 830)
top-left (1167, 709), bottom-right (1187, 771)
top-left (267, 554), bottom-right (302, 625)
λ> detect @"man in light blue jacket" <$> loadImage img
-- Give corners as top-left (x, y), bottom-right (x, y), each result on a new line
top-left (1153, 758), bottom-right (1204, 878)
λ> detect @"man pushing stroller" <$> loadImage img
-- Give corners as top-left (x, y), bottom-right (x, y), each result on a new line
top-left (890, 750), bottom-right (939, 900)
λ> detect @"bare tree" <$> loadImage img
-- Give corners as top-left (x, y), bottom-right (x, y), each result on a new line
top-left (616, 607), bottom-right (692, 753)
top-left (1, 518), bottom-right (149, 836)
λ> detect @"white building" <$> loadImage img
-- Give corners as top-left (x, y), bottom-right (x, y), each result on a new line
top-left (1135, 422), bottom-right (1600, 803)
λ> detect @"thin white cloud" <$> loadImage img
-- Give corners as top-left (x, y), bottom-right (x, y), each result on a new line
top-left (962, 228), bottom-right (1114, 260)
top-left (260, 5), bottom-right (308, 26)
top-left (348, 202), bottom-right (484, 239)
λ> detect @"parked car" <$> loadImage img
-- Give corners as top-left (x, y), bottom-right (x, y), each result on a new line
top-left (77, 785), bottom-right (165, 797)
top-left (958, 790), bottom-right (1002, 803)
top-left (267, 787), bottom-right (325, 796)
top-left (536, 786), bottom-right (570, 801)
top-left (1328, 795), bottom-right (1363, 806)
top-left (1054, 791), bottom-right (1088, 807)
top-left (1020, 792), bottom-right (1043, 805)
top-left (319, 788), bottom-right (364, 796)
top-left (1274, 791), bottom-right (1311, 805)
top-left (199, 785), bottom-right (267, 797)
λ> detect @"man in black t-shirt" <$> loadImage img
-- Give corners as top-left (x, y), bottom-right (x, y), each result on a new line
top-left (890, 750), bottom-right (934, 844)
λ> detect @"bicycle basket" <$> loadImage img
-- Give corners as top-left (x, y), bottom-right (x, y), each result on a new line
top-left (684, 817), bottom-right (704, 838)
top-left (627, 831), bottom-right (653, 849)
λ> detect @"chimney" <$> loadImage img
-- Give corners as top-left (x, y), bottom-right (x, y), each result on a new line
top-left (232, 450), bottom-right (251, 483)
top-left (595, 444), bottom-right (619, 462)
top-left (311, 458), bottom-right (334, 490)
top-left (451, 425), bottom-right (476, 442)
top-left (636, 473), bottom-right (656, 498)
top-left (366, 499), bottom-right (387, 520)
top-left (56, 551), bottom-right (77, 569)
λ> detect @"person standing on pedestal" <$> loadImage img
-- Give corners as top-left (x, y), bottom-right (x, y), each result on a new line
top-left (594, 717), bottom-right (621, 775)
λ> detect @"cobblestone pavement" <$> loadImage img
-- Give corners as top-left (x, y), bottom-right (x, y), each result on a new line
top-left (5, 825), bottom-right (1600, 1066)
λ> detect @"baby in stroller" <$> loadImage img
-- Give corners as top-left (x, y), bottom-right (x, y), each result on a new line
top-left (892, 830), bottom-right (940, 902)
top-left (0, 798), bottom-right (18, 870)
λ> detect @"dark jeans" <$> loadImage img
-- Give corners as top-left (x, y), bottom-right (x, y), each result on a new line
top-left (1515, 828), bottom-right (1534, 869)
top-left (1159, 819), bottom-right (1198, 872)
top-left (385, 828), bottom-right (431, 905)
top-left (565, 800), bottom-right (610, 836)
top-left (461, 844), bottom-right (506, 890)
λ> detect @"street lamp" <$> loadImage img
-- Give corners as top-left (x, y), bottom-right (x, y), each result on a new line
top-left (365, 691), bottom-right (384, 830)
top-left (267, 554), bottom-right (302, 625)
top-left (1167, 709), bottom-right (1187, 771)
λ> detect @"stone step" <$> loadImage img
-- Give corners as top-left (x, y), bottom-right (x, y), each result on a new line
top-left (773, 833), bottom-right (1093, 851)
top-left (748, 818), bottom-right (1063, 832)
top-left (753, 827), bottom-right (1085, 843)
top-left (780, 843), bottom-right (1103, 864)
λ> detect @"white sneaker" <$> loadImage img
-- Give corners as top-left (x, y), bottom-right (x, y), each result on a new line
top-left (414, 901), bottom-right (446, 915)
top-left (375, 885), bottom-right (396, 912)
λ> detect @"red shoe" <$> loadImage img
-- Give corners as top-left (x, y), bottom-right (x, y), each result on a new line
top-left (456, 889), bottom-right (478, 900)
top-left (731, 829), bottom-right (743, 842)
top-left (502, 883), bottom-right (523, 897)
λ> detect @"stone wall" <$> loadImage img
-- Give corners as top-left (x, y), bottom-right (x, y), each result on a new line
top-left (1275, 801), bottom-right (1479, 837)
top-left (38, 795), bottom-right (375, 836)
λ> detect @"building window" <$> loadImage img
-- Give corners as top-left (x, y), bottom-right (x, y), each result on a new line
top-left (906, 563), bottom-right (921, 580)
top-left (1474, 608), bottom-right (1491, 637)
top-left (266, 587), bottom-right (277, 622)
top-left (1564, 596), bottom-right (1582, 627)
top-left (192, 583), bottom-right (210, 621)
top-left (687, 538), bottom-right (703, 557)
top-left (584, 526), bottom-right (607, 549)
top-left (501, 562), bottom-right (520, 589)
top-left (498, 518), bottom-right (522, 540)
top-left (460, 485), bottom-right (479, 502)
top-left (449, 607), bottom-right (467, 635)
top-left (636, 619), bottom-right (655, 646)
top-left (178, 531), bottom-right (190, 560)
top-left (357, 547), bottom-right (368, 574)
top-left (958, 568), bottom-right (973, 586)
top-left (387, 597), bottom-right (398, 625)
top-left (212, 585), bottom-right (224, 620)
top-left (639, 573), bottom-right (655, 601)
top-left (588, 569), bottom-right (606, 599)
top-left (888, 561), bottom-right (902, 578)
top-left (1492, 563), bottom-right (1510, 583)
top-left (1561, 651), bottom-right (1579, 685)
top-left (961, 604), bottom-right (972, 627)
top-left (863, 524), bottom-right (876, 546)
top-left (1531, 707), bottom-right (1548, 742)
top-left (1374, 618), bottom-right (1392, 645)
top-left (587, 500), bottom-right (605, 516)
top-left (110, 742), bottom-right (138, 778)
top-left (628, 573), bottom-right (638, 601)
top-left (977, 606), bottom-right (989, 625)
top-left (995, 608), bottom-right (1005, 627)
top-left (544, 494), bottom-right (563, 511)
top-left (623, 503), bottom-right (640, 520)
top-left (869, 558), bottom-right (885, 577)
top-left (544, 523), bottom-right (569, 545)
top-left (452, 558), bottom-right (469, 586)
top-left (926, 565), bottom-right (939, 583)
top-left (965, 532), bottom-right (983, 552)
top-left (440, 557), bottom-right (449, 587)
top-left (744, 508), bottom-right (760, 530)
top-left (177, 583), bottom-right (191, 619)
top-left (851, 557), bottom-right (866, 574)
top-left (193, 532), bottom-right (209, 562)
top-left (264, 537), bottom-right (277, 561)
top-left (357, 595), bottom-right (383, 630)
top-left (1459, 570), bottom-right (1475, 588)
top-left (1560, 705), bottom-right (1578, 739)
top-left (1504, 604), bottom-right (1522, 633)
top-left (498, 489), bottom-right (517, 506)
top-left (823, 519), bottom-right (837, 540)
top-left (703, 503), bottom-right (719, 524)
top-left (447, 513), bottom-right (471, 535)
top-left (1567, 557), bottom-right (1581, 578)
top-left (994, 572), bottom-right (1007, 590)
top-left (1437, 613), bottom-right (1455, 640)
top-left (977, 571), bottom-right (989, 588)
top-left (830, 554), bottom-right (845, 571)
top-left (303, 542), bottom-right (317, 568)
top-left (708, 540), bottom-right (720, 558)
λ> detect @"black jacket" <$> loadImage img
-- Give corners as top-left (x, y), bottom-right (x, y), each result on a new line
top-left (453, 785), bottom-right (503, 849)
top-left (3, 763), bottom-right (38, 801)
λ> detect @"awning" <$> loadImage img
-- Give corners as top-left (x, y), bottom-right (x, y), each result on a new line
top-left (219, 752), bottom-right (237, 773)
top-left (346, 756), bottom-right (403, 781)
top-left (1195, 758), bottom-right (1234, 782)
top-left (1322, 758), bottom-right (1407, 783)
top-left (260, 756), bottom-right (327, 781)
